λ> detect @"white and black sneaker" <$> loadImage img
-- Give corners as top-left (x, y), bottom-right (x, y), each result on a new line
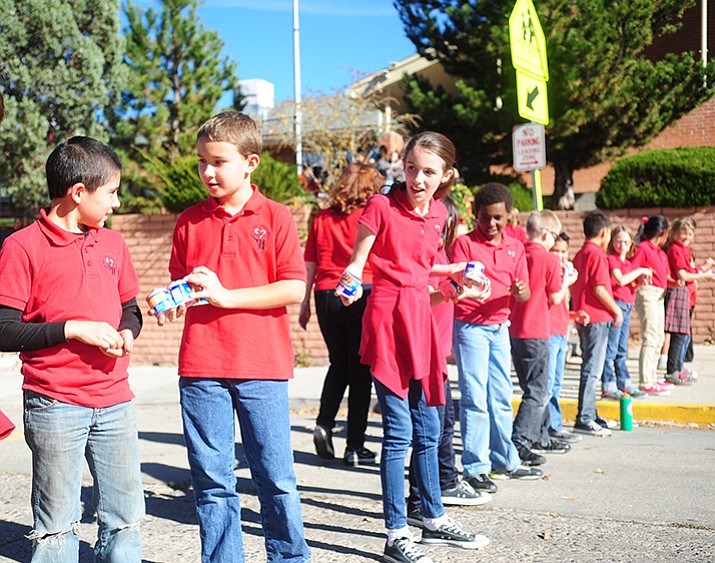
top-left (531, 440), bottom-right (572, 454)
top-left (384, 535), bottom-right (434, 563)
top-left (313, 425), bottom-right (335, 459)
top-left (441, 480), bottom-right (492, 506)
top-left (420, 517), bottom-right (490, 549)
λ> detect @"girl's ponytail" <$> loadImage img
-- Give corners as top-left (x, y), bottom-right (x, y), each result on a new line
top-left (636, 215), bottom-right (669, 244)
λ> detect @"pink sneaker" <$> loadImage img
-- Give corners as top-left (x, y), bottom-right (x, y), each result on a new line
top-left (640, 385), bottom-right (671, 396)
top-left (656, 379), bottom-right (675, 390)
top-left (682, 368), bottom-right (699, 381)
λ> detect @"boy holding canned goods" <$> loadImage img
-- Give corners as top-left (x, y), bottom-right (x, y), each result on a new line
top-left (154, 111), bottom-right (310, 563)
top-left (0, 137), bottom-right (145, 560)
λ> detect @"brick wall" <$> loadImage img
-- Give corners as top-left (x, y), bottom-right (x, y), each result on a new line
top-left (113, 204), bottom-right (715, 367)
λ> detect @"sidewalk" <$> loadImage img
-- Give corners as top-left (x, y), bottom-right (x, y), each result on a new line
top-left (1, 348), bottom-right (714, 561)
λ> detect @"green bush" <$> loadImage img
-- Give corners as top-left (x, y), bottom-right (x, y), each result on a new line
top-left (597, 147), bottom-right (715, 209)
top-left (157, 152), bottom-right (308, 214)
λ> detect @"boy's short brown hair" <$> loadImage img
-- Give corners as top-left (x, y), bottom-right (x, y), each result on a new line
top-left (197, 111), bottom-right (262, 157)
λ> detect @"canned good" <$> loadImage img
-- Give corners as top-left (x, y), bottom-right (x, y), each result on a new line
top-left (168, 279), bottom-right (195, 307)
top-left (564, 261), bottom-right (576, 277)
top-left (335, 270), bottom-right (362, 298)
top-left (463, 261), bottom-right (489, 290)
top-left (146, 288), bottom-right (175, 316)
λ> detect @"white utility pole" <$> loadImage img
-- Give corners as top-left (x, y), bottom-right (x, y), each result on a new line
top-left (293, 0), bottom-right (303, 175)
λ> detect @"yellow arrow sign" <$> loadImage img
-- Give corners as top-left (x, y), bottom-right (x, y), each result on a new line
top-left (516, 70), bottom-right (549, 125)
top-left (509, 0), bottom-right (548, 81)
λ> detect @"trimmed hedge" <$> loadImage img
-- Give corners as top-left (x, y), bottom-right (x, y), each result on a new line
top-left (597, 147), bottom-right (715, 209)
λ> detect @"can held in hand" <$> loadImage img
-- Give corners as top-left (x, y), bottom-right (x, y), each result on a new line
top-left (439, 278), bottom-right (461, 301)
top-left (146, 288), bottom-right (175, 316)
top-left (168, 279), bottom-right (195, 307)
top-left (335, 270), bottom-right (362, 298)
top-left (564, 261), bottom-right (576, 277)
top-left (619, 393), bottom-right (633, 431)
top-left (463, 261), bottom-right (489, 291)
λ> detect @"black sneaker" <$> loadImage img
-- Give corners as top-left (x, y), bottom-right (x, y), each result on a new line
top-left (518, 447), bottom-right (546, 466)
top-left (573, 420), bottom-right (612, 437)
top-left (384, 536), bottom-right (434, 563)
top-left (344, 447), bottom-right (377, 466)
top-left (465, 474), bottom-right (499, 494)
top-left (490, 465), bottom-right (543, 480)
top-left (595, 415), bottom-right (618, 430)
top-left (313, 425), bottom-right (334, 459)
top-left (407, 505), bottom-right (423, 528)
top-left (441, 480), bottom-right (492, 506)
top-left (531, 440), bottom-right (571, 454)
top-left (420, 517), bottom-right (489, 549)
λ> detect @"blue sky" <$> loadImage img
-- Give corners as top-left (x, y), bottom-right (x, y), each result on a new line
top-left (133, 1), bottom-right (418, 102)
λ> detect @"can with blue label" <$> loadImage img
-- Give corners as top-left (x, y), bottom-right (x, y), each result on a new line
top-left (146, 288), bottom-right (175, 316)
top-left (168, 279), bottom-right (195, 307)
top-left (335, 270), bottom-right (362, 298)
top-left (463, 261), bottom-right (489, 291)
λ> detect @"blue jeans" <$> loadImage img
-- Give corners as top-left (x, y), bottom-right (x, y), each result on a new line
top-left (453, 320), bottom-right (520, 475)
top-left (602, 301), bottom-right (633, 392)
top-left (179, 378), bottom-right (310, 563)
top-left (547, 334), bottom-right (568, 431)
top-left (23, 392), bottom-right (144, 563)
top-left (373, 378), bottom-right (443, 530)
top-left (576, 322), bottom-right (610, 426)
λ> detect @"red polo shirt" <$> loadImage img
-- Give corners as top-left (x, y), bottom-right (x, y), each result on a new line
top-left (608, 254), bottom-right (637, 304)
top-left (169, 187), bottom-right (306, 380)
top-left (549, 298), bottom-right (570, 337)
top-left (572, 240), bottom-right (614, 324)
top-left (304, 207), bottom-right (373, 290)
top-left (510, 242), bottom-right (561, 339)
top-left (668, 241), bottom-right (696, 306)
top-left (0, 210), bottom-right (139, 407)
top-left (631, 239), bottom-right (668, 289)
top-left (452, 228), bottom-right (528, 326)
top-left (358, 190), bottom-right (447, 406)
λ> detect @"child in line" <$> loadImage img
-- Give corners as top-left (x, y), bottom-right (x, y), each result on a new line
top-left (340, 132), bottom-right (488, 562)
top-left (510, 211), bottom-right (572, 460)
top-left (0, 137), bottom-right (144, 560)
top-left (452, 183), bottom-right (542, 494)
top-left (571, 211), bottom-right (623, 437)
top-left (664, 218), bottom-right (715, 384)
top-left (631, 215), bottom-right (672, 396)
top-left (601, 226), bottom-right (651, 399)
top-left (157, 112), bottom-right (310, 562)
top-left (546, 233), bottom-right (582, 444)
top-left (406, 196), bottom-right (491, 527)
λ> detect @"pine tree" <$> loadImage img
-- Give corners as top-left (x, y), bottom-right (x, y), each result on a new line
top-left (111, 0), bottom-right (237, 164)
top-left (393, 0), bottom-right (715, 207)
top-left (0, 0), bottom-right (126, 214)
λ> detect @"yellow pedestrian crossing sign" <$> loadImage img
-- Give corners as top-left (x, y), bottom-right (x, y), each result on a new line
top-left (509, 0), bottom-right (549, 124)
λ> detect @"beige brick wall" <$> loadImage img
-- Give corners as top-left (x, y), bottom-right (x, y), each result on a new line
top-left (113, 204), bottom-right (715, 367)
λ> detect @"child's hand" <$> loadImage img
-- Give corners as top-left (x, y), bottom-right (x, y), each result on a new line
top-left (101, 329), bottom-right (135, 358)
top-left (338, 284), bottom-right (363, 307)
top-left (185, 266), bottom-right (228, 307)
top-left (298, 302), bottom-right (311, 329)
top-left (572, 310), bottom-right (590, 326)
top-left (509, 278), bottom-right (528, 300)
top-left (148, 301), bottom-right (186, 326)
top-left (447, 261), bottom-right (467, 284)
top-left (612, 307), bottom-right (623, 327)
top-left (461, 282), bottom-right (491, 303)
top-left (65, 321), bottom-right (124, 351)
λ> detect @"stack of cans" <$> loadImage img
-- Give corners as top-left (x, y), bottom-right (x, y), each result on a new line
top-left (146, 279), bottom-right (208, 316)
top-left (463, 261), bottom-right (490, 292)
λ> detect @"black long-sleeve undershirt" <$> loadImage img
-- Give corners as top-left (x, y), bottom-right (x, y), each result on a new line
top-left (0, 298), bottom-right (143, 352)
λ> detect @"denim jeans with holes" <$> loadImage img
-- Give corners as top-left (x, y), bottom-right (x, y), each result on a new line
top-left (23, 391), bottom-right (144, 563)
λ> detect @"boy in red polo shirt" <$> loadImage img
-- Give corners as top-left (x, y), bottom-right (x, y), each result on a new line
top-left (157, 111), bottom-right (310, 562)
top-left (452, 183), bottom-right (541, 495)
top-left (571, 211), bottom-right (623, 437)
top-left (510, 210), bottom-right (572, 461)
top-left (0, 137), bottom-right (144, 560)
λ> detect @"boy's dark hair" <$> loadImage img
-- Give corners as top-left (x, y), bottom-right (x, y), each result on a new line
top-left (583, 211), bottom-right (612, 239)
top-left (474, 183), bottom-right (513, 213)
top-left (557, 231), bottom-right (570, 243)
top-left (197, 111), bottom-right (262, 157)
top-left (45, 136), bottom-right (122, 199)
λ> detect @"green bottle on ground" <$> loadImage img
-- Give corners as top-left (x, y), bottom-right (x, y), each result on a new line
top-left (620, 393), bottom-right (633, 431)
